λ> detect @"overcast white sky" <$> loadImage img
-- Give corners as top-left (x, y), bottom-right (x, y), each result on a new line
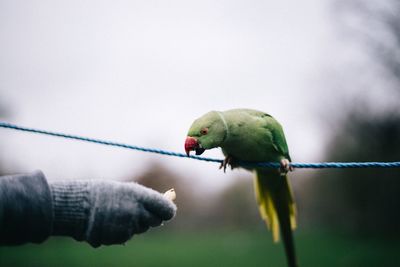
top-left (0, 0), bottom-right (365, 189)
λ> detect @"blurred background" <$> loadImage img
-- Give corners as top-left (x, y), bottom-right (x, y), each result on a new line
top-left (1, 0), bottom-right (399, 266)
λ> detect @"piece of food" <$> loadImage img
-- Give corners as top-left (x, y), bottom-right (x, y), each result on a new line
top-left (163, 188), bottom-right (176, 201)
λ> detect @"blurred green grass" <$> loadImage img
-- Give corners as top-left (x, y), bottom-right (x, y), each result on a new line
top-left (0, 229), bottom-right (398, 267)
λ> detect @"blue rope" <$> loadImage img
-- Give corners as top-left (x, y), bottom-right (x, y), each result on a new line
top-left (1, 121), bottom-right (400, 169)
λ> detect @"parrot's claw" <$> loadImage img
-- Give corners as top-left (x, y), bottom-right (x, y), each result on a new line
top-left (219, 155), bottom-right (235, 173)
top-left (279, 158), bottom-right (293, 175)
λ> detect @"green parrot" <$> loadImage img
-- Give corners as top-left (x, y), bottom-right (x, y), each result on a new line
top-left (185, 109), bottom-right (298, 267)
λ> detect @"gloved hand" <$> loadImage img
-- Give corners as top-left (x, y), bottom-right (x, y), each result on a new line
top-left (49, 180), bottom-right (176, 247)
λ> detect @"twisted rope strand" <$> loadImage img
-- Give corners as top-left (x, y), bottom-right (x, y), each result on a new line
top-left (1, 121), bottom-right (399, 169)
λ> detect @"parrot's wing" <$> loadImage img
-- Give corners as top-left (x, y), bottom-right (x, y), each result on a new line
top-left (261, 115), bottom-right (291, 161)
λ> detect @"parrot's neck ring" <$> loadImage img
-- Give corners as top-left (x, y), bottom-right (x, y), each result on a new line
top-left (217, 112), bottom-right (229, 142)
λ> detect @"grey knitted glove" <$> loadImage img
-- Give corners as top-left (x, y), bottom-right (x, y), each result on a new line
top-left (49, 180), bottom-right (176, 247)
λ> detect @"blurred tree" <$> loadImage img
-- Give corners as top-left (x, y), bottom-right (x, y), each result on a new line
top-left (335, 0), bottom-right (400, 100)
top-left (303, 0), bottom-right (400, 238)
top-left (0, 99), bottom-right (9, 175)
top-left (305, 111), bottom-right (400, 238)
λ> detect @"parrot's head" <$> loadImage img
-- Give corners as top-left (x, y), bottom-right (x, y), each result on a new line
top-left (185, 111), bottom-right (227, 156)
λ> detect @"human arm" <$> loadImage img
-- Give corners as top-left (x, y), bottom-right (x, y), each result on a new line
top-left (0, 171), bottom-right (176, 247)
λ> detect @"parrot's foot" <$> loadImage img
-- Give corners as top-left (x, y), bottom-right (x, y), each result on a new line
top-left (219, 155), bottom-right (236, 173)
top-left (279, 158), bottom-right (293, 176)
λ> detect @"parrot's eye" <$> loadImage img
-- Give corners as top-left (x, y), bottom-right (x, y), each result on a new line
top-left (200, 128), bottom-right (209, 135)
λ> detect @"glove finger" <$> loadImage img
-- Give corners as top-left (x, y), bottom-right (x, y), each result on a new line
top-left (137, 207), bottom-right (162, 231)
top-left (129, 183), bottom-right (177, 221)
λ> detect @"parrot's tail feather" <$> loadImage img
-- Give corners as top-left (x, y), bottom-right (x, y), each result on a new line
top-left (254, 170), bottom-right (298, 267)
top-left (253, 174), bottom-right (280, 242)
top-left (287, 182), bottom-right (297, 230)
top-left (283, 173), bottom-right (297, 230)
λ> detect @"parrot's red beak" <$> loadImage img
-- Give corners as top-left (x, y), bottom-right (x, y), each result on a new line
top-left (185, 136), bottom-right (198, 156)
top-left (185, 136), bottom-right (205, 156)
